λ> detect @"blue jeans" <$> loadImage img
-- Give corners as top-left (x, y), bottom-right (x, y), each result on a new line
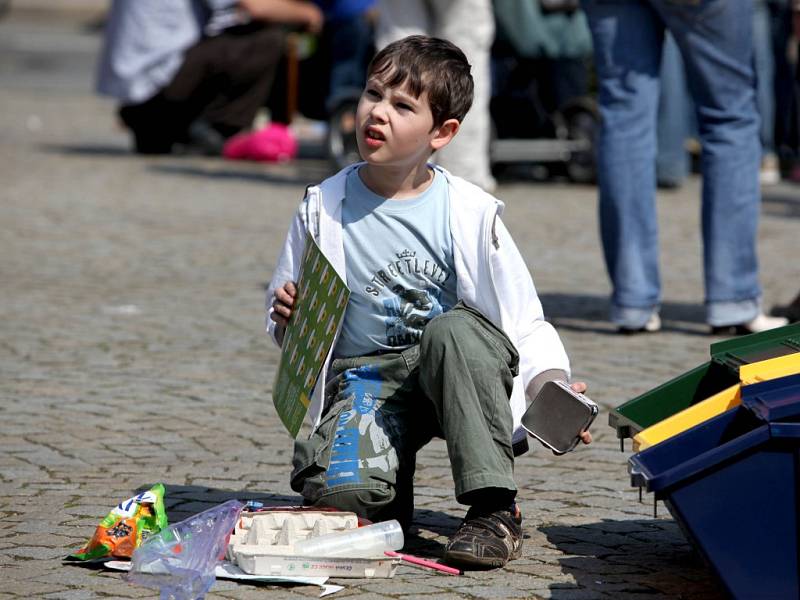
top-left (324, 13), bottom-right (374, 114)
top-left (581, 0), bottom-right (762, 328)
top-left (656, 33), bottom-right (691, 187)
top-left (753, 0), bottom-right (775, 156)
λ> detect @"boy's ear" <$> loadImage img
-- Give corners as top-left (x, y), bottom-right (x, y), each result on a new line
top-left (430, 118), bottom-right (461, 152)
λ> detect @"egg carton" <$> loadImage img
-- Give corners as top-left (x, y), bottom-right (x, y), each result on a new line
top-left (227, 509), bottom-right (399, 578)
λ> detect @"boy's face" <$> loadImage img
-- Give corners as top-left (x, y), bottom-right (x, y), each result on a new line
top-left (355, 75), bottom-right (454, 170)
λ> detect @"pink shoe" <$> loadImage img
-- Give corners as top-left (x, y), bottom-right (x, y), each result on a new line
top-left (223, 123), bottom-right (298, 163)
top-left (789, 164), bottom-right (800, 184)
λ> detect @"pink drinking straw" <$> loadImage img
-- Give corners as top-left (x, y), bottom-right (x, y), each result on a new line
top-left (385, 551), bottom-right (463, 575)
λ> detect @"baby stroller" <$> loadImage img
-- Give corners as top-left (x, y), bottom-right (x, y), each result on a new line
top-left (327, 93), bottom-right (364, 171)
top-left (326, 0), bottom-right (598, 182)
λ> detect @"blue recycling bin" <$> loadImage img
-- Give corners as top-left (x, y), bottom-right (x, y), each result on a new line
top-left (629, 374), bottom-right (800, 600)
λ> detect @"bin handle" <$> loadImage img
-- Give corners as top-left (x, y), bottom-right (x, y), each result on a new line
top-left (627, 459), bottom-right (646, 489)
top-left (639, 426), bottom-right (770, 493)
top-left (769, 422), bottom-right (800, 439)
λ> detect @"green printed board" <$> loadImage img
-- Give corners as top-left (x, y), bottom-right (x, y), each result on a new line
top-left (273, 234), bottom-right (350, 438)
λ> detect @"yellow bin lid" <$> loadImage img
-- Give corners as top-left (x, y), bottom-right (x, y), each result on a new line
top-left (633, 384), bottom-right (741, 452)
top-left (633, 351), bottom-right (800, 452)
top-left (739, 352), bottom-right (800, 384)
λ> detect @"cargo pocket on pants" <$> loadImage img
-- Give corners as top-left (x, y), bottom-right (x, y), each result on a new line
top-left (289, 400), bottom-right (347, 501)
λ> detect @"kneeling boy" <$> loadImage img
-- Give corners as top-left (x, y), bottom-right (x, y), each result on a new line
top-left (266, 35), bottom-right (591, 569)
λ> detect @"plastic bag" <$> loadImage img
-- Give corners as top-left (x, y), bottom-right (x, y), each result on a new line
top-left (68, 483), bottom-right (168, 561)
top-left (127, 499), bottom-right (244, 600)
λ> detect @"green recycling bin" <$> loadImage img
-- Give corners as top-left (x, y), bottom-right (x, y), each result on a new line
top-left (610, 322), bottom-right (800, 445)
top-left (628, 374), bottom-right (800, 599)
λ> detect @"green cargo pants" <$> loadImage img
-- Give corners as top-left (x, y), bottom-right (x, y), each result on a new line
top-left (290, 303), bottom-right (520, 526)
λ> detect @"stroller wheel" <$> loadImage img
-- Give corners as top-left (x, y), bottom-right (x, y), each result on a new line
top-left (563, 105), bottom-right (598, 184)
top-left (326, 98), bottom-right (361, 171)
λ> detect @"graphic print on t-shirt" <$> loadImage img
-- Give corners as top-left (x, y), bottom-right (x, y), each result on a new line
top-left (374, 250), bottom-right (450, 346)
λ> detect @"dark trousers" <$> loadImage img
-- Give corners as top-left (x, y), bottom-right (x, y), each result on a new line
top-left (119, 24), bottom-right (285, 154)
top-left (290, 304), bottom-right (520, 528)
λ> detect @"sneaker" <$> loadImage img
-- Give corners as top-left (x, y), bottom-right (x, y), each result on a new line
top-left (760, 153), bottom-right (781, 186)
top-left (442, 504), bottom-right (522, 570)
top-left (711, 313), bottom-right (789, 336)
top-left (618, 312), bottom-right (662, 335)
top-left (222, 123), bottom-right (298, 162)
top-left (789, 163), bottom-right (800, 184)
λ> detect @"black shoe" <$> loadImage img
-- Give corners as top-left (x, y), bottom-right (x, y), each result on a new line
top-left (710, 313), bottom-right (789, 336)
top-left (442, 504), bottom-right (522, 570)
top-left (174, 119), bottom-right (226, 156)
top-left (771, 293), bottom-right (800, 323)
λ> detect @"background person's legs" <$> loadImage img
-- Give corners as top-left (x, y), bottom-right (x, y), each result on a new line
top-left (167, 24), bottom-right (285, 138)
top-left (118, 94), bottom-right (181, 154)
top-left (375, 0), bottom-right (496, 191)
top-left (325, 12), bottom-right (376, 114)
top-left (753, 0), bottom-right (779, 183)
top-left (655, 0), bottom-right (763, 327)
top-left (656, 33), bottom-right (691, 188)
top-left (581, 0), bottom-right (664, 330)
top-left (429, 0), bottom-right (496, 192)
top-left (120, 24), bottom-right (285, 154)
top-left (769, 0), bottom-right (799, 168)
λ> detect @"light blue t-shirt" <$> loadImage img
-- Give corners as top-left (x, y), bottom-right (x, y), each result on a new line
top-left (335, 168), bottom-right (458, 357)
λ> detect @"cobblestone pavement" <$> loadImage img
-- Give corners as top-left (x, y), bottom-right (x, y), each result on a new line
top-left (2, 8), bottom-right (798, 600)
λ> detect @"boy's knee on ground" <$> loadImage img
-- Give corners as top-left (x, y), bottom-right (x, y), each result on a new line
top-left (309, 486), bottom-right (396, 521)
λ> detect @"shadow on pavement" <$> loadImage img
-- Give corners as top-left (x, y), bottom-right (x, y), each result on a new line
top-left (39, 143), bottom-right (334, 187)
top-left (148, 162), bottom-right (332, 187)
top-left (540, 292), bottom-right (710, 336)
top-left (540, 518), bottom-right (724, 599)
top-left (763, 190), bottom-right (800, 219)
top-left (40, 143), bottom-right (132, 157)
top-left (401, 507), bottom-right (463, 558)
top-left (134, 483), bottom-right (301, 522)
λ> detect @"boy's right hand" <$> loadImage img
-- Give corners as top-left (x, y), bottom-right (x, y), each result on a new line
top-left (271, 281), bottom-right (297, 328)
top-left (569, 381), bottom-right (593, 445)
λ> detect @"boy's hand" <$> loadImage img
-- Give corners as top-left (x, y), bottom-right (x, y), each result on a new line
top-left (570, 381), bottom-right (593, 445)
top-left (271, 281), bottom-right (297, 328)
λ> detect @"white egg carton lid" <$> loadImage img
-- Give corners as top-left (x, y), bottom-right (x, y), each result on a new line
top-left (227, 509), bottom-right (399, 578)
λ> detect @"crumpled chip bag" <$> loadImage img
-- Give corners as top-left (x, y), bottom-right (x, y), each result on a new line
top-left (69, 483), bottom-right (168, 561)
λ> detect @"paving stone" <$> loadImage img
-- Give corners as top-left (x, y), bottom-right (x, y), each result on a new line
top-left (4, 580), bottom-right (73, 596)
top-left (361, 581), bottom-right (441, 595)
top-left (42, 591), bottom-right (98, 600)
top-left (7, 546), bottom-right (72, 560)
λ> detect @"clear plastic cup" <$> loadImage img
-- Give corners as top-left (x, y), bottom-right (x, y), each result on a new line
top-left (292, 519), bottom-right (403, 558)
